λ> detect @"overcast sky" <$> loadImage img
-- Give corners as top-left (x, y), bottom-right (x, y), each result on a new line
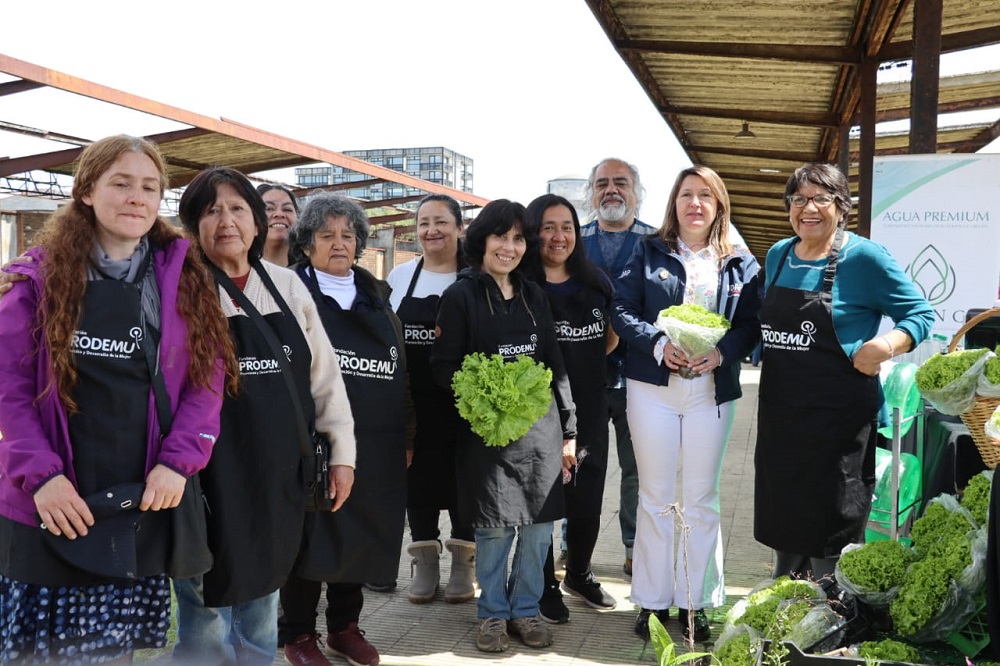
top-left (0, 0), bottom-right (688, 222)
top-left (2, 1), bottom-right (997, 226)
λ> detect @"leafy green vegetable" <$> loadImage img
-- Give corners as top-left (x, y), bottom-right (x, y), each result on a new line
top-left (890, 557), bottom-right (952, 636)
top-left (746, 576), bottom-right (821, 605)
top-left (658, 303), bottom-right (731, 330)
top-left (915, 348), bottom-right (988, 391)
top-left (838, 539), bottom-right (915, 592)
top-left (713, 634), bottom-right (757, 666)
top-left (451, 353), bottom-right (553, 448)
top-left (857, 638), bottom-right (922, 663)
top-left (961, 472), bottom-right (992, 526)
top-left (984, 346), bottom-right (1000, 384)
top-left (910, 501), bottom-right (974, 558)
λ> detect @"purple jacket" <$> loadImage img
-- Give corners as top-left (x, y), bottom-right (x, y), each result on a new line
top-left (0, 239), bottom-right (224, 526)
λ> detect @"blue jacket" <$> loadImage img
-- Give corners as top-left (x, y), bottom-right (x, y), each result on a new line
top-left (579, 218), bottom-right (656, 388)
top-left (611, 235), bottom-right (762, 405)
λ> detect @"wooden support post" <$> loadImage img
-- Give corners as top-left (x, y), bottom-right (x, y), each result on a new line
top-left (857, 58), bottom-right (878, 238)
top-left (910, 0), bottom-right (943, 153)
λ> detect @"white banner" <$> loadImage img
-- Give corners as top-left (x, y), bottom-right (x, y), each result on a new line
top-left (871, 154), bottom-right (1000, 342)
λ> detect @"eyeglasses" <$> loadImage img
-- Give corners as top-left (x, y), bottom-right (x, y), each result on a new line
top-left (787, 194), bottom-right (836, 208)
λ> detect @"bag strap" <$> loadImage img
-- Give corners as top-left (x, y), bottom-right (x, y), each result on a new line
top-left (210, 261), bottom-right (314, 459)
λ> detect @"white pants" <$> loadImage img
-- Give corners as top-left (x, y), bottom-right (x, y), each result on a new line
top-left (627, 376), bottom-right (734, 611)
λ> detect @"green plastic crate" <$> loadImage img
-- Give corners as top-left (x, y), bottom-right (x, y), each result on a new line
top-left (946, 594), bottom-right (990, 657)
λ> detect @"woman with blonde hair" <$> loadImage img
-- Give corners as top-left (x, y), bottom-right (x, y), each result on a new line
top-left (0, 134), bottom-right (236, 662)
top-left (612, 165), bottom-right (761, 642)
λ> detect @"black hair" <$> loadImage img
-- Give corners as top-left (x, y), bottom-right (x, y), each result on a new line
top-left (415, 193), bottom-right (468, 269)
top-left (256, 183), bottom-right (300, 213)
top-left (524, 193), bottom-right (612, 298)
top-left (179, 167), bottom-right (268, 261)
top-left (463, 199), bottom-right (535, 277)
top-left (783, 163), bottom-right (852, 225)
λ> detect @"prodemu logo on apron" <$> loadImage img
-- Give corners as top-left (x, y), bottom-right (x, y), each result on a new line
top-left (336, 345), bottom-right (398, 381)
top-left (761, 320), bottom-right (817, 353)
top-left (554, 308), bottom-right (606, 343)
top-left (498, 334), bottom-right (537, 358)
top-left (71, 327), bottom-right (143, 359)
top-left (403, 323), bottom-right (436, 346)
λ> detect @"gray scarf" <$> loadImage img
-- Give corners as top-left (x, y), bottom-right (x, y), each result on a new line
top-left (87, 236), bottom-right (162, 332)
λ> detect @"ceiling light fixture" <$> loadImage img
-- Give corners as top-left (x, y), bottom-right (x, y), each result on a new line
top-left (734, 121), bottom-right (757, 140)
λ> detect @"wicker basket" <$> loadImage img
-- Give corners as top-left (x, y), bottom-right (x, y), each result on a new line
top-left (946, 307), bottom-right (1000, 469)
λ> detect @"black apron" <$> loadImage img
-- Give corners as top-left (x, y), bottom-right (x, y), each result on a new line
top-left (545, 281), bottom-right (609, 467)
top-left (3, 256), bottom-right (172, 586)
top-left (295, 271), bottom-right (407, 583)
top-left (458, 292), bottom-right (565, 529)
top-left (754, 229), bottom-right (879, 557)
top-left (200, 264), bottom-right (312, 607)
top-left (397, 259), bottom-right (461, 511)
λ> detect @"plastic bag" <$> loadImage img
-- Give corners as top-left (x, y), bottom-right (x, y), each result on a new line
top-left (654, 313), bottom-right (728, 360)
top-left (986, 404), bottom-right (1000, 442)
top-left (956, 525), bottom-right (988, 595)
top-left (978, 370), bottom-right (1000, 398)
top-left (916, 350), bottom-right (991, 415)
top-left (905, 578), bottom-right (977, 643)
top-left (835, 541), bottom-right (914, 606)
top-left (714, 623), bottom-right (763, 666)
top-left (725, 577), bottom-right (826, 631)
top-left (783, 601), bottom-right (844, 652)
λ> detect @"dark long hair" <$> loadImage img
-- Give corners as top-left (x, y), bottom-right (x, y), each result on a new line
top-left (524, 194), bottom-right (612, 298)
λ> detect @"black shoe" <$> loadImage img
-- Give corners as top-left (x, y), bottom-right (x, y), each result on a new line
top-left (362, 580), bottom-right (397, 593)
top-left (677, 608), bottom-right (710, 642)
top-left (634, 608), bottom-right (669, 640)
top-left (538, 585), bottom-right (570, 624)
top-left (561, 571), bottom-right (616, 610)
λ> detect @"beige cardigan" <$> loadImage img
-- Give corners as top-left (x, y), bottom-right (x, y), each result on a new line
top-left (218, 261), bottom-right (357, 468)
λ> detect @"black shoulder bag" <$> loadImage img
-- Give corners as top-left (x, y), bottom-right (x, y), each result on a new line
top-left (210, 262), bottom-right (334, 512)
top-left (139, 312), bottom-right (213, 579)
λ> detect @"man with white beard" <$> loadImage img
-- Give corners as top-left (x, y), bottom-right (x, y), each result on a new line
top-left (579, 158), bottom-right (655, 577)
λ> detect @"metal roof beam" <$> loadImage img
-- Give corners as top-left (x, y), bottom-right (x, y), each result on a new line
top-left (879, 25), bottom-right (1000, 61)
top-left (360, 195), bottom-right (422, 209)
top-left (663, 104), bottom-right (839, 127)
top-left (0, 79), bottom-right (44, 97)
top-left (688, 145), bottom-right (817, 162)
top-left (617, 40), bottom-right (861, 65)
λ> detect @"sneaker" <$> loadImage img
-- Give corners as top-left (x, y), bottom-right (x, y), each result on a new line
top-left (362, 580), bottom-right (396, 593)
top-left (283, 634), bottom-right (332, 666)
top-left (326, 623), bottom-right (380, 666)
top-left (560, 571), bottom-right (616, 610)
top-left (677, 608), bottom-right (711, 642)
top-left (476, 617), bottom-right (509, 653)
top-left (623, 557), bottom-right (633, 577)
top-left (539, 585), bottom-right (570, 624)
top-left (634, 609), bottom-right (669, 641)
top-left (508, 616), bottom-right (553, 648)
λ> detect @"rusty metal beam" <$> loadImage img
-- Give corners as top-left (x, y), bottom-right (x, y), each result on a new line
top-left (689, 145), bottom-right (816, 162)
top-left (0, 79), bottom-right (44, 97)
top-left (360, 195), bottom-right (422, 209)
top-left (879, 25), bottom-right (1000, 61)
top-left (0, 54), bottom-right (489, 208)
top-left (662, 104), bottom-right (839, 128)
top-left (616, 40), bottom-right (860, 65)
top-left (952, 118), bottom-right (1000, 153)
top-left (876, 94), bottom-right (1000, 123)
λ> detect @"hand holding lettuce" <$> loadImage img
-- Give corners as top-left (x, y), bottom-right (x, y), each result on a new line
top-left (451, 353), bottom-right (553, 448)
top-left (654, 304), bottom-right (731, 375)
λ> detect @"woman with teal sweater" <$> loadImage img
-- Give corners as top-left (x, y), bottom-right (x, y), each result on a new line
top-left (754, 163), bottom-right (933, 583)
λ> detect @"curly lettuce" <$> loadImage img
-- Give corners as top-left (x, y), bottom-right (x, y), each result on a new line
top-left (452, 353), bottom-right (553, 447)
top-left (915, 348), bottom-right (988, 391)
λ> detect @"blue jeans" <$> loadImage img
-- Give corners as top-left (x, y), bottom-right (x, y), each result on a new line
top-left (173, 577), bottom-right (278, 665)
top-left (475, 522), bottom-right (552, 620)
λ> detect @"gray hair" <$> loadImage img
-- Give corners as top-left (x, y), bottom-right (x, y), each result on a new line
top-left (291, 193), bottom-right (369, 261)
top-left (584, 157), bottom-right (646, 213)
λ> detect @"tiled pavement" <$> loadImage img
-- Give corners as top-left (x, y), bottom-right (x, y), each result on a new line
top-left (289, 365), bottom-right (773, 665)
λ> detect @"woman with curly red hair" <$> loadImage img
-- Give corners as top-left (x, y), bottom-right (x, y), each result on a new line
top-left (0, 134), bottom-right (236, 662)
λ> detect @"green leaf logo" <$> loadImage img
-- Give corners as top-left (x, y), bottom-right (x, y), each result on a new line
top-left (907, 244), bottom-right (956, 305)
